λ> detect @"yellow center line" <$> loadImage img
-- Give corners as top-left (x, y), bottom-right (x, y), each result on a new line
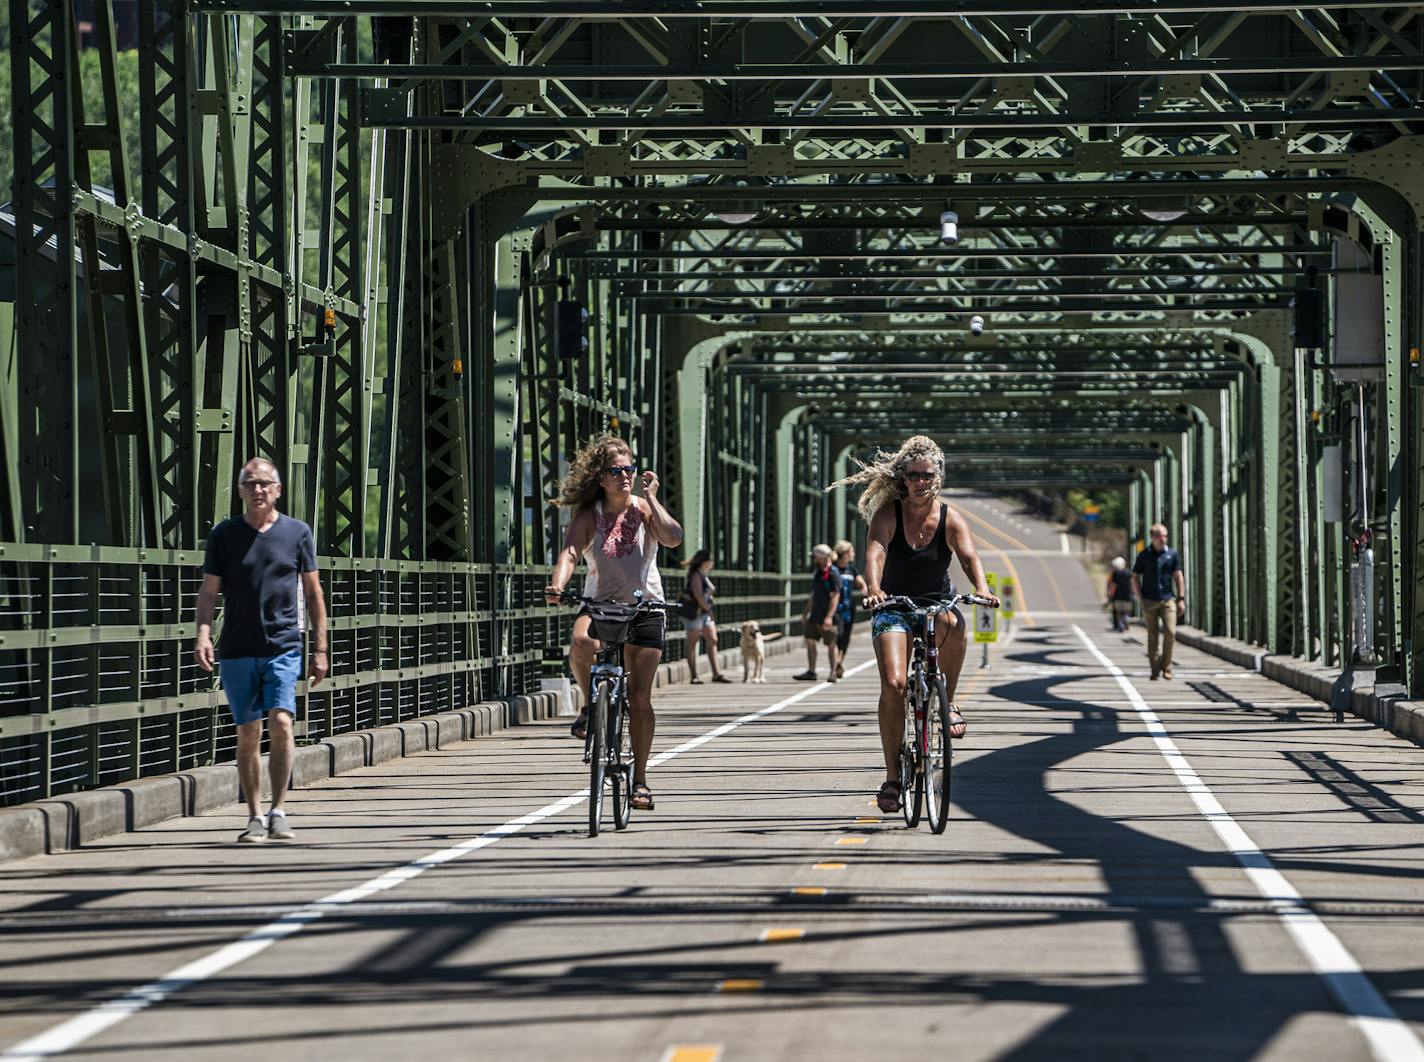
top-left (855, 816), bottom-right (881, 824)
top-left (956, 502), bottom-right (1069, 615)
top-left (717, 979), bottom-right (764, 993)
top-left (834, 836), bottom-right (868, 846)
top-left (759, 927), bottom-right (805, 943)
top-left (813, 861), bottom-right (847, 870)
top-left (661, 1048), bottom-right (722, 1062)
top-left (790, 886), bottom-right (827, 896)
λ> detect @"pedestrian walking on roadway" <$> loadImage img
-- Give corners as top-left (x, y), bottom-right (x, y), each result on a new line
top-left (194, 457), bottom-right (328, 844)
top-left (833, 540), bottom-right (867, 678)
top-left (680, 548), bottom-right (731, 684)
top-left (544, 435), bottom-right (683, 811)
top-left (794, 544), bottom-right (841, 682)
top-left (1132, 524), bottom-right (1186, 680)
top-left (1106, 556), bottom-right (1135, 632)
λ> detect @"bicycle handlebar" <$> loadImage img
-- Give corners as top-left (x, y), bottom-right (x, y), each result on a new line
top-left (867, 593), bottom-right (998, 614)
top-left (554, 588), bottom-right (679, 612)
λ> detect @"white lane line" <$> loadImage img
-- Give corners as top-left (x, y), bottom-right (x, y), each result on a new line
top-left (1073, 625), bottom-right (1424, 1062)
top-left (1, 660), bottom-right (876, 1062)
top-left (1058, 532), bottom-right (1070, 554)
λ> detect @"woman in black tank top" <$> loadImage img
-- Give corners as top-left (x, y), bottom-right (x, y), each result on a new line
top-left (828, 435), bottom-right (999, 814)
top-left (881, 500), bottom-right (955, 600)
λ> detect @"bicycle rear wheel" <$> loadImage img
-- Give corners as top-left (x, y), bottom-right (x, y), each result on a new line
top-left (925, 677), bottom-right (953, 834)
top-left (610, 696), bottom-right (632, 831)
top-left (901, 687), bottom-right (923, 827)
top-left (588, 682), bottom-right (611, 837)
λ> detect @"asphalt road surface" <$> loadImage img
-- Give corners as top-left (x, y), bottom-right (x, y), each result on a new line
top-left (2, 495), bottom-right (1422, 1062)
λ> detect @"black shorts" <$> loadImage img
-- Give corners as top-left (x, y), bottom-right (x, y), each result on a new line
top-left (578, 606), bottom-right (667, 651)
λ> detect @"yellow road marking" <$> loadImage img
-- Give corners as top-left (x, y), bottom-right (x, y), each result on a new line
top-left (834, 836), bottom-right (868, 846)
top-left (813, 861), bottom-right (847, 870)
top-left (759, 927), bottom-right (805, 943)
top-left (956, 503), bottom-right (1068, 615)
top-left (856, 816), bottom-right (881, 824)
top-left (791, 886), bottom-right (827, 896)
top-left (661, 1048), bottom-right (722, 1062)
top-left (717, 979), bottom-right (764, 993)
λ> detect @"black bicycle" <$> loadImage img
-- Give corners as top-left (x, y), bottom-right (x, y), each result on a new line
top-left (560, 589), bottom-right (677, 837)
top-left (870, 593), bottom-right (997, 833)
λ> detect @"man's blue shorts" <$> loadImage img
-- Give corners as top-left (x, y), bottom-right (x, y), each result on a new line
top-left (218, 651), bottom-right (302, 726)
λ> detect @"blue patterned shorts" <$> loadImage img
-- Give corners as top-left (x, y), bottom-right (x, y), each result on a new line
top-left (871, 604), bottom-right (964, 640)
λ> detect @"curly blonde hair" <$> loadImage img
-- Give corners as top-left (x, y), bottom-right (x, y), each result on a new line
top-left (554, 434), bottom-right (634, 509)
top-left (825, 435), bottom-right (945, 521)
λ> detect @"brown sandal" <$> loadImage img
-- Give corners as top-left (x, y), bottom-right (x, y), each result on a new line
top-left (876, 780), bottom-right (902, 813)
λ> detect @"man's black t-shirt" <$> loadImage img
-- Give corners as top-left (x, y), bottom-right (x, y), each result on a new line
top-left (808, 563), bottom-right (840, 623)
top-left (203, 513), bottom-right (317, 659)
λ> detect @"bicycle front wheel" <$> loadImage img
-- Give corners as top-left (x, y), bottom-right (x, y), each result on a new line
top-left (901, 690), bottom-right (923, 828)
top-left (588, 682), bottom-right (611, 837)
top-left (925, 677), bottom-right (953, 834)
top-left (610, 695), bottom-right (632, 831)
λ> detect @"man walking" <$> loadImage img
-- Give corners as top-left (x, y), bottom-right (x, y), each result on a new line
top-left (1132, 523), bottom-right (1185, 680)
top-left (194, 458), bottom-right (328, 842)
top-left (793, 543), bottom-right (841, 682)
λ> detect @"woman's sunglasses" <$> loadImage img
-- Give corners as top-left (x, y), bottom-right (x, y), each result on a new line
top-left (602, 464), bottom-right (638, 478)
top-left (903, 471), bottom-right (938, 483)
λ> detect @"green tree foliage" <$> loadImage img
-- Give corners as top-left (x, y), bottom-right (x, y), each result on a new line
top-left (1064, 488), bottom-right (1126, 528)
top-left (0, 36), bottom-right (143, 204)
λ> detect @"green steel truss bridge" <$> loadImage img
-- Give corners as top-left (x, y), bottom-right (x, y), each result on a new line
top-left (1, 1), bottom-right (1421, 803)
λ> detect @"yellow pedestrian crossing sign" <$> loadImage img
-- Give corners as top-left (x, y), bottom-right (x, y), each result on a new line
top-left (975, 572), bottom-right (998, 643)
top-left (1001, 578), bottom-right (1016, 619)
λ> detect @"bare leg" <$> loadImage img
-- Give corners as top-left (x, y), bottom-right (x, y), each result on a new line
top-left (623, 643), bottom-right (663, 786)
top-left (934, 610), bottom-right (970, 738)
top-left (267, 710), bottom-right (295, 812)
top-left (874, 632), bottom-right (910, 781)
top-left (804, 637), bottom-right (818, 672)
top-left (569, 613), bottom-right (600, 709)
top-left (235, 720), bottom-right (263, 818)
top-left (705, 626), bottom-right (723, 678)
top-left (688, 628), bottom-right (701, 680)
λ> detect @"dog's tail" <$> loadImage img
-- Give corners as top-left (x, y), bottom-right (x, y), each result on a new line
top-left (762, 630), bottom-right (785, 643)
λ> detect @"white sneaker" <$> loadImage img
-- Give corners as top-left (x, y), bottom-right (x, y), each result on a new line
top-left (267, 812), bottom-right (295, 841)
top-left (238, 816), bottom-right (267, 843)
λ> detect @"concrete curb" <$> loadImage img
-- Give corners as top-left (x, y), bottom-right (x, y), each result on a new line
top-left (0, 627), bottom-right (808, 863)
top-left (0, 690), bottom-right (562, 864)
top-left (1174, 626), bottom-right (1424, 749)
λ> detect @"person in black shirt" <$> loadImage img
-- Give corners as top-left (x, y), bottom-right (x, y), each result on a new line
top-left (828, 436), bottom-right (998, 814)
top-left (195, 458), bottom-right (328, 843)
top-left (794, 544), bottom-right (842, 681)
top-left (1132, 523), bottom-right (1185, 680)
top-left (1106, 556), bottom-right (1135, 631)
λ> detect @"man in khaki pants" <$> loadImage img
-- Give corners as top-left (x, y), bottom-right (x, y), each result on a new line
top-left (1131, 524), bottom-right (1185, 679)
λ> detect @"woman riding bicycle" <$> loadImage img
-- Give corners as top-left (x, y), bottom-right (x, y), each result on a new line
top-left (544, 435), bottom-right (683, 810)
top-left (828, 435), bottom-right (998, 814)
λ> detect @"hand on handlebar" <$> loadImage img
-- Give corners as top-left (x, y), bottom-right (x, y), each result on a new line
top-left (862, 589), bottom-right (888, 610)
top-left (545, 585), bottom-right (575, 606)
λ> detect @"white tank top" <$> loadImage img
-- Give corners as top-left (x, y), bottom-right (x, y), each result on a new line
top-left (582, 499), bottom-right (665, 604)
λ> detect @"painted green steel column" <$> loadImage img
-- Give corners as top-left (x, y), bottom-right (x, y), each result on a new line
top-left (1258, 363), bottom-right (1281, 653)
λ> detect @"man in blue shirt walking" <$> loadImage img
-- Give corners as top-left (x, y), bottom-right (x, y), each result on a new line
top-left (1132, 523), bottom-right (1186, 680)
top-left (194, 458), bottom-right (328, 842)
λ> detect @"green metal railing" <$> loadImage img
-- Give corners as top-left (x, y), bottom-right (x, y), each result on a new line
top-left (0, 542), bottom-right (795, 807)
